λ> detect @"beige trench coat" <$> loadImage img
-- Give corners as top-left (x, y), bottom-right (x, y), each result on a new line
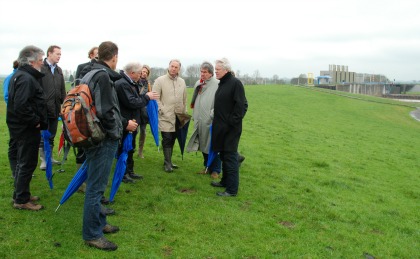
top-left (152, 72), bottom-right (187, 132)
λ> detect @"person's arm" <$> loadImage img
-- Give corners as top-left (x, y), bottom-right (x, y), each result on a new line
top-left (230, 80), bottom-right (246, 125)
top-left (152, 78), bottom-right (163, 114)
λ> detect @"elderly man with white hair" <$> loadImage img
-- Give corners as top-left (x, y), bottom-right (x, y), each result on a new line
top-left (115, 62), bottom-right (159, 183)
top-left (210, 58), bottom-right (247, 197)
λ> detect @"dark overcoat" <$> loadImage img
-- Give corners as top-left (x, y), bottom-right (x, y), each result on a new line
top-left (212, 72), bottom-right (246, 152)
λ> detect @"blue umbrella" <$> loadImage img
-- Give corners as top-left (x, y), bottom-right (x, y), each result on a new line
top-left (205, 124), bottom-right (217, 174)
top-left (109, 132), bottom-right (133, 202)
top-left (147, 100), bottom-right (159, 150)
top-left (42, 130), bottom-right (53, 189)
top-left (176, 113), bottom-right (192, 160)
top-left (55, 160), bottom-right (88, 212)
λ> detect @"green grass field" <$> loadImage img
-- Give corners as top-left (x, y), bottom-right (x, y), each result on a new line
top-left (0, 83), bottom-right (419, 258)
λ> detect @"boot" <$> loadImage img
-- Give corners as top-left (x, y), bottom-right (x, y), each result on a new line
top-left (39, 148), bottom-right (46, 171)
top-left (126, 161), bottom-right (143, 179)
top-left (170, 147), bottom-right (178, 169)
top-left (138, 132), bottom-right (146, 158)
top-left (163, 148), bottom-right (173, 172)
top-left (50, 145), bottom-right (61, 165)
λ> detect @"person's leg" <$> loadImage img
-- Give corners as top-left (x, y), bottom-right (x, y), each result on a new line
top-left (8, 135), bottom-right (17, 178)
top-left (162, 132), bottom-right (173, 172)
top-left (14, 129), bottom-right (41, 204)
top-left (127, 130), bottom-right (142, 179)
top-left (83, 139), bottom-right (118, 241)
top-left (48, 118), bottom-right (61, 164)
top-left (219, 151), bottom-right (239, 195)
top-left (209, 153), bottom-right (221, 179)
top-left (138, 123), bottom-right (146, 158)
top-left (169, 131), bottom-right (178, 168)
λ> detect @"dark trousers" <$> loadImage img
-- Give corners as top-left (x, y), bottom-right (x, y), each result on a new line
top-left (40, 117), bottom-right (59, 147)
top-left (76, 147), bottom-right (86, 164)
top-left (161, 131), bottom-right (177, 149)
top-left (118, 130), bottom-right (138, 174)
top-left (13, 128), bottom-right (41, 203)
top-left (202, 152), bottom-right (221, 173)
top-left (219, 151), bottom-right (240, 194)
top-left (8, 136), bottom-right (17, 178)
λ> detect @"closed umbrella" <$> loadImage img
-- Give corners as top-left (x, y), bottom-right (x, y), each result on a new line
top-left (57, 129), bottom-right (71, 173)
top-left (109, 132), bottom-right (133, 202)
top-left (42, 130), bottom-right (53, 189)
top-left (55, 161), bottom-right (88, 212)
top-left (205, 124), bottom-right (217, 174)
top-left (176, 113), bottom-right (192, 160)
top-left (147, 100), bottom-right (159, 150)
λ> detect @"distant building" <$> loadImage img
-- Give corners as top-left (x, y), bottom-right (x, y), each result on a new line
top-left (318, 64), bottom-right (389, 84)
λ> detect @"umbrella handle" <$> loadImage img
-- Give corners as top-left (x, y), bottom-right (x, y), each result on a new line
top-left (55, 204), bottom-right (61, 212)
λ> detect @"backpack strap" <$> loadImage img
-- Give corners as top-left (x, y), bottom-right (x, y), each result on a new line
top-left (80, 68), bottom-right (107, 85)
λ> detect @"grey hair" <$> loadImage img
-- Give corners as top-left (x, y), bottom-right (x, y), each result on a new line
top-left (215, 58), bottom-right (231, 72)
top-left (201, 61), bottom-right (214, 75)
top-left (123, 62), bottom-right (142, 73)
top-left (17, 45), bottom-right (44, 67)
top-left (169, 59), bottom-right (181, 67)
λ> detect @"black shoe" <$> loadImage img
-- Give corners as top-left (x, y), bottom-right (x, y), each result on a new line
top-left (100, 196), bottom-right (110, 205)
top-left (171, 164), bottom-right (179, 169)
top-left (216, 191), bottom-right (237, 197)
top-left (122, 175), bottom-right (135, 183)
top-left (210, 181), bottom-right (224, 188)
top-left (85, 236), bottom-right (118, 251)
top-left (128, 172), bottom-right (143, 180)
top-left (102, 206), bottom-right (115, 216)
top-left (238, 154), bottom-right (245, 163)
top-left (103, 224), bottom-right (120, 234)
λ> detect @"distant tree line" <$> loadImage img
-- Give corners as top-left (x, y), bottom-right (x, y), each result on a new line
top-left (65, 65), bottom-right (290, 86)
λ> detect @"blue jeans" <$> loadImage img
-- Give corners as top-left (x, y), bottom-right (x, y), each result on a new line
top-left (219, 151), bottom-right (240, 194)
top-left (202, 152), bottom-right (221, 173)
top-left (82, 138), bottom-right (118, 241)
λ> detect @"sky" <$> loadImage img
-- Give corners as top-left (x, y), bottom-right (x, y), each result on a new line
top-left (1, 0), bottom-right (419, 81)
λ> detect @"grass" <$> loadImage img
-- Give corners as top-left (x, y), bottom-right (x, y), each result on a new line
top-left (0, 83), bottom-right (419, 258)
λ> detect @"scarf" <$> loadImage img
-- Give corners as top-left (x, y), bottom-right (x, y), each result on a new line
top-left (190, 79), bottom-right (206, 109)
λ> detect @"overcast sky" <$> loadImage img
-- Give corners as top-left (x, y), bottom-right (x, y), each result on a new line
top-left (1, 0), bottom-right (419, 81)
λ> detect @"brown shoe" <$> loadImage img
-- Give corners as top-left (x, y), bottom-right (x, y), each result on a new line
top-left (12, 196), bottom-right (40, 203)
top-left (196, 168), bottom-right (207, 174)
top-left (85, 236), bottom-right (118, 251)
top-left (13, 202), bottom-right (44, 211)
top-left (30, 196), bottom-right (40, 202)
top-left (103, 224), bottom-right (120, 234)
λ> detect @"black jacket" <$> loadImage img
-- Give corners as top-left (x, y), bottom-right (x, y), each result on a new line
top-left (212, 72), bottom-right (246, 152)
top-left (40, 60), bottom-right (66, 118)
top-left (7, 65), bottom-right (48, 136)
top-left (88, 61), bottom-right (123, 140)
top-left (115, 71), bottom-right (150, 131)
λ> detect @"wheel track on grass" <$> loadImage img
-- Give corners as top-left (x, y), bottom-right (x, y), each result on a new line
top-left (293, 85), bottom-right (420, 121)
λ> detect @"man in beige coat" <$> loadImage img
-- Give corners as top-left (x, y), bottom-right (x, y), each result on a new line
top-left (153, 59), bottom-right (187, 172)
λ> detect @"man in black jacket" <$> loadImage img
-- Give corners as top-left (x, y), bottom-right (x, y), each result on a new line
top-left (210, 58), bottom-right (246, 197)
top-left (115, 62), bottom-right (159, 183)
top-left (82, 41), bottom-right (137, 251)
top-left (7, 45), bottom-right (48, 210)
top-left (74, 46), bottom-right (98, 86)
top-left (39, 45), bottom-right (66, 170)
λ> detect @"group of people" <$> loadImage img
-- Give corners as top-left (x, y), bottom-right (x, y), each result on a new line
top-left (4, 41), bottom-right (247, 251)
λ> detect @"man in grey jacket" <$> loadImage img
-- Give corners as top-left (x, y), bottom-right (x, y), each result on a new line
top-left (187, 61), bottom-right (221, 179)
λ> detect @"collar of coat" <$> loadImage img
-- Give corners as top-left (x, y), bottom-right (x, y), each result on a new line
top-left (166, 71), bottom-right (178, 80)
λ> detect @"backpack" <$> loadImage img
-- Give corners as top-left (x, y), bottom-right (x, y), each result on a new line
top-left (61, 69), bottom-right (106, 148)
